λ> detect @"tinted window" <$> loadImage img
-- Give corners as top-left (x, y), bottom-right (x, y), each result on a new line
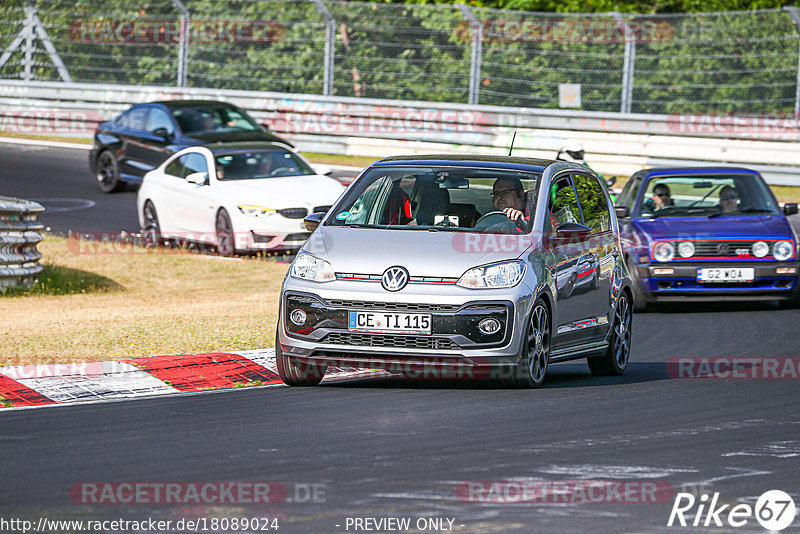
top-left (172, 105), bottom-right (259, 134)
top-left (549, 176), bottom-right (581, 227)
top-left (165, 157), bottom-right (183, 177)
top-left (146, 107), bottom-right (174, 134)
top-left (180, 153), bottom-right (208, 178)
top-left (112, 106), bottom-right (148, 131)
top-left (573, 174), bottom-right (611, 232)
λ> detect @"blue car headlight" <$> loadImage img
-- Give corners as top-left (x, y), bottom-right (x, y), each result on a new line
top-left (773, 240), bottom-right (794, 261)
top-left (652, 242), bottom-right (675, 262)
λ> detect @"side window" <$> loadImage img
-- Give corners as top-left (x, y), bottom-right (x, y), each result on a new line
top-left (617, 175), bottom-right (637, 207)
top-left (573, 174), bottom-right (611, 233)
top-left (549, 175), bottom-right (581, 228)
top-left (145, 107), bottom-right (174, 134)
top-left (181, 153), bottom-right (208, 178)
top-left (165, 157), bottom-right (183, 177)
top-left (125, 106), bottom-right (149, 132)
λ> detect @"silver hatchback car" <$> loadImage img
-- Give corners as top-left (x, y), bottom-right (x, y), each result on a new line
top-left (276, 155), bottom-right (633, 387)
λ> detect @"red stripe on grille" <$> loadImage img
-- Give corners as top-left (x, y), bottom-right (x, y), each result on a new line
top-left (125, 353), bottom-right (281, 392)
top-left (0, 374), bottom-right (55, 407)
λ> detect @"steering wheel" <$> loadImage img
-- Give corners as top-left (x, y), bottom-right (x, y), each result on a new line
top-left (269, 167), bottom-right (291, 177)
top-left (474, 210), bottom-right (527, 232)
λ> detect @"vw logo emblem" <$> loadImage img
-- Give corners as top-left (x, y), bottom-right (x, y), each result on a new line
top-left (381, 266), bottom-right (409, 292)
top-left (717, 243), bottom-right (729, 255)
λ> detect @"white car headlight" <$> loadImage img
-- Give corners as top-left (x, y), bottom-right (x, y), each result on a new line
top-left (457, 260), bottom-right (525, 289)
top-left (751, 241), bottom-right (769, 258)
top-left (773, 240), bottom-right (795, 261)
top-left (238, 204), bottom-right (276, 217)
top-left (677, 241), bottom-right (695, 258)
top-left (290, 251), bottom-right (335, 283)
top-left (652, 242), bottom-right (675, 262)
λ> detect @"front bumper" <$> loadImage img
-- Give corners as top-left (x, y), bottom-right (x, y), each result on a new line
top-left (637, 261), bottom-right (799, 301)
top-left (277, 286), bottom-right (533, 374)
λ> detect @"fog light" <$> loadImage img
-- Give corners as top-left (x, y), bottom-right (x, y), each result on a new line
top-left (478, 318), bottom-right (501, 335)
top-left (653, 268), bottom-right (674, 275)
top-left (290, 309), bottom-right (307, 326)
top-left (776, 267), bottom-right (797, 274)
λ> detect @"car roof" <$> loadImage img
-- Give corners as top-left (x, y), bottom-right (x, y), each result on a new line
top-left (371, 154), bottom-right (555, 172)
top-left (641, 167), bottom-right (761, 178)
top-left (200, 141), bottom-right (292, 154)
top-left (150, 100), bottom-right (240, 109)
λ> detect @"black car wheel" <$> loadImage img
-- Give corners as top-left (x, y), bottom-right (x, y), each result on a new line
top-left (96, 150), bottom-right (124, 193)
top-left (588, 292), bottom-right (632, 376)
top-left (275, 332), bottom-right (326, 386)
top-left (142, 201), bottom-right (162, 248)
top-left (505, 299), bottom-right (550, 388)
top-left (215, 209), bottom-right (236, 257)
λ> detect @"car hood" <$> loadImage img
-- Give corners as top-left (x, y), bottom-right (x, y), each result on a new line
top-left (633, 215), bottom-right (795, 242)
top-left (216, 175), bottom-right (345, 209)
top-left (304, 227), bottom-right (533, 279)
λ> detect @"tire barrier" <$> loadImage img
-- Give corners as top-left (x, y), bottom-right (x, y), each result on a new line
top-left (0, 195), bottom-right (44, 291)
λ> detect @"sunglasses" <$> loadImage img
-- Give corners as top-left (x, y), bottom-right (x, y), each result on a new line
top-left (654, 192), bottom-right (671, 197)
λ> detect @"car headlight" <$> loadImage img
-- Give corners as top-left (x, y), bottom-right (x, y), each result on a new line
top-left (773, 240), bottom-right (795, 261)
top-left (290, 251), bottom-right (335, 282)
top-left (238, 204), bottom-right (276, 217)
top-left (652, 242), bottom-right (675, 262)
top-left (677, 241), bottom-right (695, 258)
top-left (751, 241), bottom-right (769, 258)
top-left (457, 260), bottom-right (525, 289)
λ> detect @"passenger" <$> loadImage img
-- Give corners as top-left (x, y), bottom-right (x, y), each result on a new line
top-left (492, 177), bottom-right (527, 224)
top-left (650, 184), bottom-right (674, 210)
top-left (719, 185), bottom-right (740, 213)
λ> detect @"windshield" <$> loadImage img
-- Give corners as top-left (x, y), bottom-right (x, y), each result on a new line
top-left (636, 174), bottom-right (779, 218)
top-left (214, 149), bottom-right (314, 180)
top-left (172, 106), bottom-right (260, 134)
top-left (326, 166), bottom-right (540, 234)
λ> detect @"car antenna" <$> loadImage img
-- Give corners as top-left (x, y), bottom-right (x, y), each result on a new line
top-left (508, 131), bottom-right (517, 156)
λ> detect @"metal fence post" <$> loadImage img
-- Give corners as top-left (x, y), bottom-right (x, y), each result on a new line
top-left (457, 4), bottom-right (482, 106)
top-left (784, 6), bottom-right (800, 118)
top-left (613, 12), bottom-right (635, 114)
top-left (22, 2), bottom-right (34, 81)
top-left (170, 0), bottom-right (189, 87)
top-left (310, 0), bottom-right (335, 96)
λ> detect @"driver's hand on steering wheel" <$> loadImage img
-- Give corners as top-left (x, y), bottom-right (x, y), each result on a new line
top-left (502, 207), bottom-right (524, 221)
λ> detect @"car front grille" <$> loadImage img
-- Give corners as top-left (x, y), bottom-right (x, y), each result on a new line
top-left (325, 299), bottom-right (461, 312)
top-left (322, 332), bottom-right (459, 350)
top-left (278, 208), bottom-right (308, 219)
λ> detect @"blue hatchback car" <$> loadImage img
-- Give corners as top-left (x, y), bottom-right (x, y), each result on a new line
top-left (614, 167), bottom-right (800, 310)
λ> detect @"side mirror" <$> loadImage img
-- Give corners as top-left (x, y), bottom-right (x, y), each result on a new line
top-left (151, 127), bottom-right (171, 139)
top-left (304, 211), bottom-right (326, 232)
top-left (614, 206), bottom-right (630, 219)
top-left (606, 176), bottom-right (617, 188)
top-left (784, 203), bottom-right (798, 216)
top-left (314, 164), bottom-right (333, 176)
top-left (186, 171), bottom-right (208, 185)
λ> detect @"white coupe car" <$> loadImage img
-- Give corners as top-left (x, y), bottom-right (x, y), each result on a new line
top-left (136, 142), bottom-right (347, 255)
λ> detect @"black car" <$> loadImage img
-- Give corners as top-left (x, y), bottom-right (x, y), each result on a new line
top-left (89, 100), bottom-right (291, 193)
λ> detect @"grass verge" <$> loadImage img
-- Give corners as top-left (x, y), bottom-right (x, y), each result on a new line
top-left (1, 235), bottom-right (288, 367)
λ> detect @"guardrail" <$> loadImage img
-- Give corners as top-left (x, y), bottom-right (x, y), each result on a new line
top-left (1, 80), bottom-right (800, 186)
top-left (0, 196), bottom-right (44, 291)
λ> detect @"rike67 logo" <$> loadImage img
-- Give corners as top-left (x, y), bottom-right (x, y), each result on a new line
top-left (668, 490), bottom-right (796, 531)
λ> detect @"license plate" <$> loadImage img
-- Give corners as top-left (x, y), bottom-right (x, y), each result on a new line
top-left (348, 311), bottom-right (431, 334)
top-left (697, 268), bottom-right (755, 282)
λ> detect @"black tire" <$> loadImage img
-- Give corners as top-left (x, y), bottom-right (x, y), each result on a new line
top-left (627, 256), bottom-right (649, 312)
top-left (142, 201), bottom-right (162, 248)
top-left (275, 333), bottom-right (326, 386)
top-left (215, 209), bottom-right (236, 257)
top-left (588, 292), bottom-right (632, 376)
top-left (96, 150), bottom-right (124, 193)
top-left (504, 299), bottom-right (551, 388)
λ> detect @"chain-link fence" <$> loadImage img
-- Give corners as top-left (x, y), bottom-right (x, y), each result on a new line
top-left (2, 0), bottom-right (800, 115)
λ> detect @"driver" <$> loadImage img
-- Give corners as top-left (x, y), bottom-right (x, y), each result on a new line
top-left (491, 177), bottom-right (528, 224)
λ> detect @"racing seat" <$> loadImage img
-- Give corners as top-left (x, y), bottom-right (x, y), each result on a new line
top-left (414, 183), bottom-right (451, 225)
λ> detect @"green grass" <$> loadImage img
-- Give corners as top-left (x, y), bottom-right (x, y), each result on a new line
top-left (2, 265), bottom-right (121, 297)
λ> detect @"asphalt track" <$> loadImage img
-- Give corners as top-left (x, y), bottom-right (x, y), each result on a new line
top-left (1, 140), bottom-right (800, 533)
